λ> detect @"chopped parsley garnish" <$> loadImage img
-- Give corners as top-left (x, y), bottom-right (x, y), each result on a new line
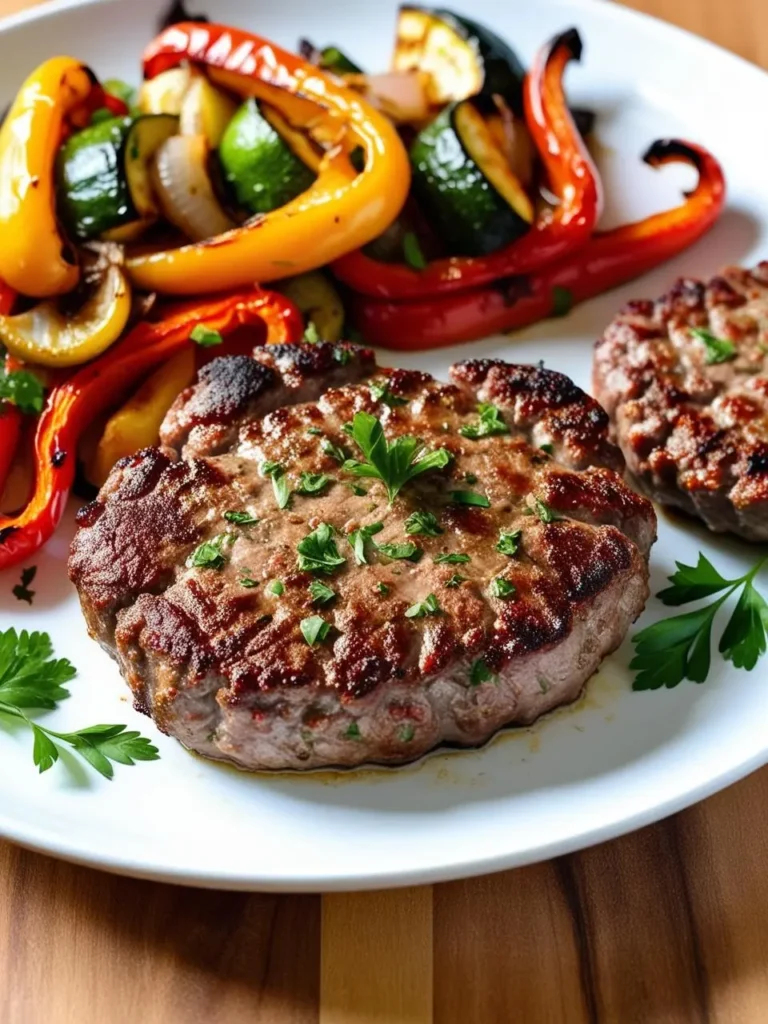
top-left (402, 231), bottom-right (427, 270)
top-left (0, 627), bottom-right (159, 779)
top-left (434, 552), bottom-right (470, 565)
top-left (188, 535), bottom-right (228, 570)
top-left (405, 593), bottom-right (441, 618)
top-left (398, 722), bottom-right (416, 742)
top-left (262, 461), bottom-right (291, 510)
top-left (300, 615), bottom-right (331, 647)
top-left (12, 566), bottom-right (37, 605)
top-left (334, 348), bottom-right (352, 365)
top-left (322, 439), bottom-right (349, 464)
top-left (459, 403), bottom-right (509, 440)
top-left (309, 580), bottom-right (336, 605)
top-left (370, 380), bottom-right (408, 407)
top-left (224, 510), bottom-right (259, 526)
top-left (496, 530), bottom-right (522, 556)
top-left (348, 483), bottom-right (368, 496)
top-left (464, 472), bottom-right (478, 484)
top-left (0, 368), bottom-right (44, 414)
top-left (190, 324), bottom-right (223, 347)
top-left (631, 553), bottom-right (768, 689)
top-left (491, 578), bottom-right (516, 599)
top-left (376, 582), bottom-right (390, 595)
top-left (525, 497), bottom-right (561, 523)
top-left (307, 426), bottom-right (324, 436)
top-left (446, 573), bottom-right (467, 588)
top-left (348, 522), bottom-right (384, 565)
top-left (297, 522), bottom-right (346, 576)
top-left (470, 658), bottom-right (496, 687)
top-left (377, 541), bottom-right (422, 561)
top-left (296, 472), bottom-right (333, 495)
top-left (239, 572), bottom-right (259, 588)
top-left (551, 286), bottom-right (573, 318)
top-left (303, 321), bottom-right (321, 344)
top-left (539, 443), bottom-right (554, 455)
top-left (343, 411), bottom-right (452, 503)
top-left (341, 422), bottom-right (355, 436)
top-left (404, 510), bottom-right (443, 536)
top-left (344, 721), bottom-right (362, 740)
top-left (268, 580), bottom-right (285, 596)
top-left (450, 490), bottom-right (490, 508)
top-left (690, 327), bottom-right (737, 364)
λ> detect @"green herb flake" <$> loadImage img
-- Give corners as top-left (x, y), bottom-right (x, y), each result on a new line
top-left (551, 286), bottom-right (573, 318)
top-left (239, 573), bottom-right (259, 589)
top-left (376, 582), bottom-right (390, 595)
top-left (348, 483), bottom-right (368, 496)
top-left (464, 472), bottom-right (478, 484)
top-left (322, 439), bottom-right (349, 464)
top-left (348, 522), bottom-right (384, 565)
top-left (446, 573), bottom-right (467, 588)
top-left (309, 580), bottom-right (336, 605)
top-left (261, 462), bottom-right (291, 509)
top-left (402, 231), bottom-right (427, 270)
top-left (334, 347), bottom-right (352, 365)
top-left (398, 722), bottom-right (416, 742)
top-left (296, 472), bottom-right (333, 495)
top-left (187, 535), bottom-right (228, 570)
top-left (405, 593), bottom-right (441, 619)
top-left (344, 721), bottom-right (362, 740)
top-left (307, 427), bottom-right (324, 436)
top-left (459, 403), bottom-right (509, 440)
top-left (0, 369), bottom-right (44, 414)
top-left (268, 580), bottom-right (285, 596)
top-left (343, 411), bottom-right (452, 503)
top-left (297, 522), bottom-right (346, 576)
top-left (12, 566), bottom-right (37, 605)
top-left (539, 443), bottom-right (554, 455)
top-left (300, 615), bottom-right (331, 647)
top-left (469, 658), bottom-right (496, 687)
top-left (496, 529), bottom-right (522, 556)
top-left (224, 510), bottom-right (259, 526)
top-left (370, 380), bottom-right (408, 407)
top-left (404, 510), bottom-right (443, 536)
top-left (190, 324), bottom-right (223, 348)
top-left (378, 541), bottom-right (422, 562)
top-left (690, 327), bottom-right (737, 365)
top-left (449, 490), bottom-right (490, 508)
top-left (491, 577), bottom-right (516, 599)
top-left (434, 552), bottom-right (470, 565)
top-left (525, 497), bottom-right (561, 523)
top-left (303, 321), bottom-right (321, 344)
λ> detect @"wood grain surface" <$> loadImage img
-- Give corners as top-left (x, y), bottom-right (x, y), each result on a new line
top-left (2, 1), bottom-right (768, 1022)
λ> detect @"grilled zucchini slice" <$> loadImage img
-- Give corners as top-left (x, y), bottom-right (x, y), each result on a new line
top-left (410, 100), bottom-right (533, 257)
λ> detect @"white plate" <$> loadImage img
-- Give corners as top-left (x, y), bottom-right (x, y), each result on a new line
top-left (1, 0), bottom-right (767, 892)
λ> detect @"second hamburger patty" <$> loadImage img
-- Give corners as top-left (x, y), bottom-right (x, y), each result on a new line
top-left (594, 263), bottom-right (768, 542)
top-left (70, 343), bottom-right (656, 771)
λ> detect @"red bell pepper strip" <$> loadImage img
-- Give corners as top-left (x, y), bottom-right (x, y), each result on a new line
top-left (332, 27), bottom-right (601, 301)
top-left (349, 140), bottom-right (725, 350)
top-left (0, 288), bottom-right (302, 571)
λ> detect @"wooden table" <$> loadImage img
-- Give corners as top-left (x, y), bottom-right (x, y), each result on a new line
top-left (3, 1), bottom-right (768, 1021)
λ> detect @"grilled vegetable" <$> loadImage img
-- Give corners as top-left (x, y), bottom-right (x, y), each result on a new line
top-left (299, 40), bottom-right (363, 75)
top-left (218, 99), bottom-right (318, 215)
top-left (410, 100), bottom-right (533, 256)
top-left (152, 133), bottom-right (235, 241)
top-left (56, 113), bottom-right (178, 240)
top-left (278, 271), bottom-right (345, 341)
top-left (393, 7), bottom-right (526, 112)
top-left (179, 75), bottom-right (238, 147)
top-left (138, 65), bottom-right (191, 114)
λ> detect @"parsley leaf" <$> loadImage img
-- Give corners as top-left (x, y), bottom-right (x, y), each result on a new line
top-left (405, 593), bottom-right (441, 619)
top-left (398, 723), bottom-right (416, 742)
top-left (496, 530), bottom-right (522, 556)
top-left (309, 580), bottom-right (336, 605)
top-left (459, 403), bottom-right (509, 440)
top-left (224, 510), bottom-right (259, 526)
top-left (12, 566), bottom-right (37, 605)
top-left (491, 577), bottom-right (516, 599)
top-left (240, 572), bottom-right (259, 588)
top-left (469, 658), bottom-right (496, 686)
top-left (307, 427), bottom-right (324, 436)
top-left (0, 628), bottom-right (159, 779)
top-left (449, 490), bottom-right (490, 508)
top-left (0, 368), bottom-right (44, 414)
top-left (296, 472), bottom-right (333, 495)
top-left (631, 601), bottom-right (722, 689)
top-left (690, 327), bottom-right (737, 364)
top-left (188, 535), bottom-right (228, 569)
top-left (405, 510), bottom-right (443, 536)
top-left (344, 721), bottom-right (362, 740)
top-left (304, 321), bottom-right (321, 344)
top-left (262, 461), bottom-right (292, 509)
top-left (656, 552), bottom-right (733, 606)
top-left (370, 380), bottom-right (408, 407)
top-left (322, 439), bottom-right (349, 464)
top-left (268, 580), bottom-right (285, 596)
top-left (434, 552), bottom-right (470, 565)
top-left (343, 411), bottom-right (451, 503)
top-left (297, 522), bottom-right (346, 576)
top-left (377, 541), bottom-right (421, 561)
top-left (190, 324), bottom-right (223, 347)
top-left (525, 497), bottom-right (561, 523)
top-left (719, 579), bottom-right (768, 670)
top-left (402, 231), bottom-right (427, 270)
top-left (300, 615), bottom-right (331, 646)
top-left (348, 522), bottom-right (384, 565)
top-left (446, 573), bottom-right (467, 588)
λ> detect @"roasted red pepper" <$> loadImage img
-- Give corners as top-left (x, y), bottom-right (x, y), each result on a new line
top-left (332, 28), bottom-right (601, 301)
top-left (0, 288), bottom-right (302, 570)
top-left (349, 140), bottom-right (725, 349)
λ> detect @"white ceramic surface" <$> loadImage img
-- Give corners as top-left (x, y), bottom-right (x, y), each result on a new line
top-left (1, 0), bottom-right (767, 892)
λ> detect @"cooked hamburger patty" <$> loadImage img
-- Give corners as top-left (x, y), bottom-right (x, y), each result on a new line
top-left (594, 264), bottom-right (768, 541)
top-left (69, 343), bottom-right (655, 771)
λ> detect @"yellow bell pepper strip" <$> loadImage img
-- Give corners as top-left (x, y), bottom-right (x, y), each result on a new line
top-left (0, 263), bottom-right (132, 368)
top-left (0, 57), bottom-right (122, 298)
top-left (0, 286), bottom-right (303, 570)
top-left (90, 348), bottom-right (195, 486)
top-left (126, 23), bottom-right (411, 294)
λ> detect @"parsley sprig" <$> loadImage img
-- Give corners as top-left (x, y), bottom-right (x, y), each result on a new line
top-left (0, 629), bottom-right (159, 779)
top-left (343, 412), bottom-right (451, 503)
top-left (459, 403), bottom-right (509, 440)
top-left (631, 553), bottom-right (768, 689)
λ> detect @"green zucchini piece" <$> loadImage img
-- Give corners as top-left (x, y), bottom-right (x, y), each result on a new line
top-left (393, 6), bottom-right (526, 112)
top-left (278, 271), bottom-right (345, 342)
top-left (299, 39), bottom-right (364, 75)
top-left (56, 114), bottom-right (178, 241)
top-left (410, 101), bottom-right (533, 257)
top-left (218, 99), bottom-right (318, 216)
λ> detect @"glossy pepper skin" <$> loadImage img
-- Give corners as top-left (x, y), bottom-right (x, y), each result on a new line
top-left (0, 288), bottom-right (303, 571)
top-left (125, 22), bottom-right (410, 295)
top-left (0, 284), bottom-right (21, 498)
top-left (332, 28), bottom-right (601, 301)
top-left (349, 140), bottom-right (725, 349)
top-left (0, 58), bottom-right (126, 299)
